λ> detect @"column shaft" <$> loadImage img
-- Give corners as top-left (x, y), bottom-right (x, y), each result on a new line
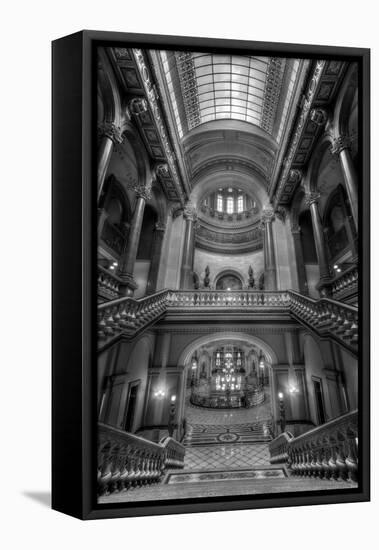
top-left (292, 228), bottom-right (308, 294)
top-left (309, 201), bottom-right (330, 281)
top-left (339, 148), bottom-right (359, 230)
top-left (117, 195), bottom-right (146, 295)
top-left (265, 220), bottom-right (277, 290)
top-left (146, 224), bottom-right (166, 295)
top-left (97, 137), bottom-right (114, 201)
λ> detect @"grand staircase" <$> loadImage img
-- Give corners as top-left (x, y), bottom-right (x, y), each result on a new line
top-left (98, 415), bottom-right (357, 504)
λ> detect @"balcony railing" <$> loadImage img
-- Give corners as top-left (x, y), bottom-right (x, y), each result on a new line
top-left (321, 265), bottom-right (358, 303)
top-left (98, 290), bottom-right (358, 354)
top-left (269, 410), bottom-right (358, 482)
top-left (98, 265), bottom-right (122, 301)
top-left (98, 423), bottom-right (185, 495)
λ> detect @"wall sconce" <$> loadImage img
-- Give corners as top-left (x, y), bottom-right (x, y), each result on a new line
top-left (289, 385), bottom-right (300, 394)
top-left (171, 394), bottom-right (176, 403)
top-left (153, 389), bottom-right (165, 399)
top-left (278, 392), bottom-right (284, 400)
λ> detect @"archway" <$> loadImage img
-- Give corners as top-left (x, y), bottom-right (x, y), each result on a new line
top-left (213, 269), bottom-right (245, 290)
top-left (176, 333), bottom-right (278, 442)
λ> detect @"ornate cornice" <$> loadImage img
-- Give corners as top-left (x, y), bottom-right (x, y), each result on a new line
top-left (272, 59), bottom-right (346, 206)
top-left (98, 122), bottom-right (124, 144)
top-left (131, 49), bottom-right (186, 204)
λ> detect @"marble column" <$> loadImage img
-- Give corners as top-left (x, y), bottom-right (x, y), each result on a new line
top-left (304, 192), bottom-right (331, 283)
top-left (261, 207), bottom-right (277, 290)
top-left (117, 179), bottom-right (152, 296)
top-left (97, 122), bottom-right (123, 202)
top-left (291, 224), bottom-right (308, 294)
top-left (146, 222), bottom-right (166, 295)
top-left (331, 135), bottom-right (358, 231)
top-left (180, 202), bottom-right (197, 289)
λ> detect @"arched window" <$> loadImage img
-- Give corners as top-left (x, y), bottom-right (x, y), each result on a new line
top-left (237, 195), bottom-right (244, 213)
top-left (226, 196), bottom-right (234, 214)
top-left (217, 194), bottom-right (223, 212)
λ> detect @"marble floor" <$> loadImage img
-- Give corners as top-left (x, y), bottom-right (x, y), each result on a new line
top-left (183, 443), bottom-right (271, 469)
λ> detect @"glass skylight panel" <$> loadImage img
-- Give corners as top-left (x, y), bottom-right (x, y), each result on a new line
top-left (160, 51), bottom-right (301, 139)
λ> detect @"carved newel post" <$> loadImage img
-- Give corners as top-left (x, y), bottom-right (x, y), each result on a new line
top-left (304, 192), bottom-right (331, 284)
top-left (331, 135), bottom-right (358, 231)
top-left (97, 122), bottom-right (123, 201)
top-left (117, 178), bottom-right (153, 296)
top-left (180, 201), bottom-right (197, 289)
top-left (261, 207), bottom-right (277, 291)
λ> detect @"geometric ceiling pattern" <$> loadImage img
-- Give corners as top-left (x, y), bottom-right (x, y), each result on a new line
top-left (160, 51), bottom-right (300, 141)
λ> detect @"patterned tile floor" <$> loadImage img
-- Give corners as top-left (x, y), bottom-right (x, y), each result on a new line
top-left (183, 423), bottom-right (271, 446)
top-left (183, 444), bottom-right (271, 469)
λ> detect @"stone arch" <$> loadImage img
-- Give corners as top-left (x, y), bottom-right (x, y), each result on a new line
top-left (97, 47), bottom-right (123, 127)
top-left (332, 63), bottom-right (358, 138)
top-left (303, 134), bottom-right (334, 194)
top-left (177, 332), bottom-right (279, 369)
top-left (213, 267), bottom-right (246, 289)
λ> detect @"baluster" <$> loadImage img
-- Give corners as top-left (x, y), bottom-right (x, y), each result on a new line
top-left (345, 431), bottom-right (358, 482)
top-left (335, 432), bottom-right (349, 481)
top-left (98, 441), bottom-right (113, 495)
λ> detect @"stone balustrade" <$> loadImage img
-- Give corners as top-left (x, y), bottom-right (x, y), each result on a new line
top-left (160, 436), bottom-right (186, 469)
top-left (98, 265), bottom-right (122, 301)
top-left (97, 423), bottom-right (185, 496)
top-left (166, 290), bottom-right (290, 308)
top-left (97, 289), bottom-right (358, 353)
top-left (321, 265), bottom-right (358, 303)
top-left (269, 410), bottom-right (358, 482)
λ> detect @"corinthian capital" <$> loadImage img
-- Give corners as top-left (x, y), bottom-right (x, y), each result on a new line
top-left (261, 206), bottom-right (275, 223)
top-left (304, 192), bottom-right (321, 207)
top-left (126, 175), bottom-right (152, 201)
top-left (155, 222), bottom-right (166, 232)
top-left (183, 201), bottom-right (197, 222)
top-left (155, 163), bottom-right (170, 180)
top-left (330, 134), bottom-right (352, 155)
top-left (97, 122), bottom-right (124, 144)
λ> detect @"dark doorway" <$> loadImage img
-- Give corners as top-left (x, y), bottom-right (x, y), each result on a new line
top-left (313, 379), bottom-right (326, 425)
top-left (124, 382), bottom-right (139, 432)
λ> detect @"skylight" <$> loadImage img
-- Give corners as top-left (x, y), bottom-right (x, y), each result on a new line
top-left (159, 51), bottom-right (301, 141)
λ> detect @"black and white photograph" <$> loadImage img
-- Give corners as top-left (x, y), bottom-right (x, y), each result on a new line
top-left (96, 44), bottom-right (365, 507)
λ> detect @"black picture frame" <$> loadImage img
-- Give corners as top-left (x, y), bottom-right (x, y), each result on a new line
top-left (52, 30), bottom-right (370, 520)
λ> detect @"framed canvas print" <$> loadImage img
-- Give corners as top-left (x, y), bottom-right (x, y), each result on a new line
top-left (52, 30), bottom-right (370, 520)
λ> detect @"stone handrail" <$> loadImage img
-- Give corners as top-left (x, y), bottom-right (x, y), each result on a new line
top-left (98, 289), bottom-right (169, 344)
top-left (97, 423), bottom-right (185, 496)
top-left (321, 265), bottom-right (358, 302)
top-left (160, 436), bottom-right (186, 469)
top-left (166, 290), bottom-right (290, 308)
top-left (288, 290), bottom-right (358, 350)
top-left (98, 265), bottom-right (122, 301)
top-left (97, 289), bottom-right (358, 353)
top-left (269, 410), bottom-right (358, 482)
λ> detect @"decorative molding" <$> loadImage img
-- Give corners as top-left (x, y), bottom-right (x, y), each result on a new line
top-left (183, 201), bottom-right (197, 222)
top-left (262, 206), bottom-right (275, 223)
top-left (330, 134), bottom-right (352, 155)
top-left (275, 206), bottom-right (288, 223)
top-left (175, 52), bottom-right (201, 132)
top-left (309, 107), bottom-right (328, 126)
top-left (128, 96), bottom-right (149, 116)
top-left (304, 191), bottom-right (321, 207)
top-left (155, 222), bottom-right (166, 232)
top-left (97, 122), bottom-right (124, 144)
top-left (126, 174), bottom-right (152, 201)
top-left (261, 58), bottom-right (286, 135)
top-left (131, 49), bottom-right (186, 204)
top-left (273, 60), bottom-right (347, 206)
